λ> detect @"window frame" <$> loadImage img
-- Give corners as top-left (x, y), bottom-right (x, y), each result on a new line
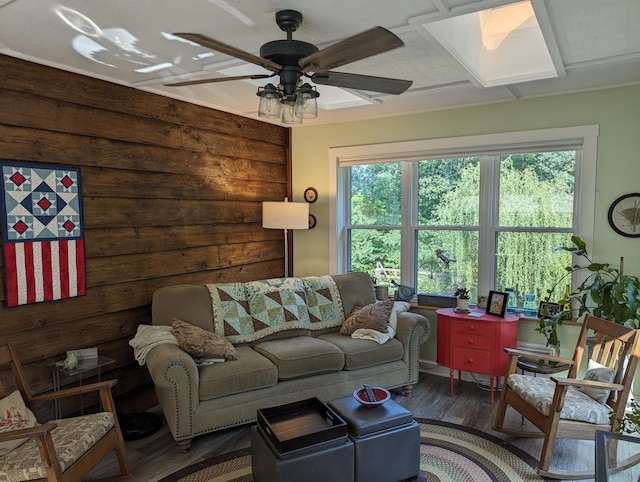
top-left (329, 126), bottom-right (599, 296)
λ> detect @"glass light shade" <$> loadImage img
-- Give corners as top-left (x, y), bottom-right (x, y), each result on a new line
top-left (295, 83), bottom-right (319, 119)
top-left (257, 84), bottom-right (282, 118)
top-left (262, 200), bottom-right (309, 229)
top-left (281, 98), bottom-right (302, 125)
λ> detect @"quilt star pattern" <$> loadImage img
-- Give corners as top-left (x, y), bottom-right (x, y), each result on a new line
top-left (1, 161), bottom-right (86, 307)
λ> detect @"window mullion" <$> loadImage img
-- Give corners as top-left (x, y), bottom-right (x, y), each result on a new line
top-left (477, 154), bottom-right (498, 297)
top-left (400, 161), bottom-right (416, 289)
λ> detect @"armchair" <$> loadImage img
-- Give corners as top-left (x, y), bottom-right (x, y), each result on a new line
top-left (0, 343), bottom-right (132, 481)
top-left (493, 314), bottom-right (640, 479)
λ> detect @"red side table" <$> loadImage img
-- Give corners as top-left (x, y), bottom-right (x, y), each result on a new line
top-left (436, 308), bottom-right (518, 404)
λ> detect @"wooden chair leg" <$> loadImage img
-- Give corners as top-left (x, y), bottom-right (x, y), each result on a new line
top-left (402, 385), bottom-right (413, 396)
top-left (492, 384), bottom-right (510, 431)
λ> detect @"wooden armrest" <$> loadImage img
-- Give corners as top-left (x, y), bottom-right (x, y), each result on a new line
top-left (0, 422), bottom-right (56, 442)
top-left (32, 380), bottom-right (117, 402)
top-left (550, 376), bottom-right (624, 392)
top-left (504, 347), bottom-right (573, 366)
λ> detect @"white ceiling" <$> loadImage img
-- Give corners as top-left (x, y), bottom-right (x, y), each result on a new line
top-left (0, 0), bottom-right (638, 126)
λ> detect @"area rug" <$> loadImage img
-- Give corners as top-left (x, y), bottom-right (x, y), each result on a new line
top-left (159, 418), bottom-right (545, 482)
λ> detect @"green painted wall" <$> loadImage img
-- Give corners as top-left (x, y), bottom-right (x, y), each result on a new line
top-left (291, 84), bottom-right (640, 367)
top-left (292, 84), bottom-right (640, 280)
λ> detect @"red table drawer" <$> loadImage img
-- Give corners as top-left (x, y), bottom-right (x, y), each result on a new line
top-left (453, 334), bottom-right (491, 350)
top-left (452, 321), bottom-right (493, 337)
top-left (452, 347), bottom-right (491, 374)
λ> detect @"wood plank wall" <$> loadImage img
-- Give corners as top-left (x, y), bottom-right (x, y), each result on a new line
top-left (0, 54), bottom-right (290, 416)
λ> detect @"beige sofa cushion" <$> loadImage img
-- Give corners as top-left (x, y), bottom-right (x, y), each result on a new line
top-left (319, 333), bottom-right (404, 370)
top-left (199, 346), bottom-right (277, 400)
top-left (253, 336), bottom-right (345, 380)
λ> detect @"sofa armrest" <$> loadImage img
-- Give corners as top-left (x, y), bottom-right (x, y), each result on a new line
top-left (145, 344), bottom-right (199, 441)
top-left (395, 311), bottom-right (430, 384)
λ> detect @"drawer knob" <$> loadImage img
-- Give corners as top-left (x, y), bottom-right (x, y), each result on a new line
top-left (469, 326), bottom-right (475, 331)
top-left (468, 340), bottom-right (475, 345)
top-left (468, 358), bottom-right (474, 363)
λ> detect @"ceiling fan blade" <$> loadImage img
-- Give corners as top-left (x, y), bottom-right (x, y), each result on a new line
top-left (165, 74), bottom-right (273, 87)
top-left (173, 33), bottom-right (282, 72)
top-left (311, 71), bottom-right (412, 95)
top-left (300, 27), bottom-right (403, 73)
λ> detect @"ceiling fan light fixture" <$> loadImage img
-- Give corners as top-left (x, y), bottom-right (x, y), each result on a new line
top-left (295, 83), bottom-right (319, 119)
top-left (257, 83), bottom-right (282, 118)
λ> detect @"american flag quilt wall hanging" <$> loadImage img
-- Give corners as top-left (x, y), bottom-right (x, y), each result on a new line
top-left (1, 161), bottom-right (86, 307)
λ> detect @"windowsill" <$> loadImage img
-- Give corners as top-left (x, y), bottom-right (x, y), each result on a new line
top-left (408, 300), bottom-right (583, 325)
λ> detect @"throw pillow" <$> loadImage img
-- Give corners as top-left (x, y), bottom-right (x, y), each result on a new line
top-left (340, 300), bottom-right (394, 336)
top-left (172, 318), bottom-right (238, 361)
top-left (0, 390), bottom-right (38, 456)
top-left (578, 359), bottom-right (616, 404)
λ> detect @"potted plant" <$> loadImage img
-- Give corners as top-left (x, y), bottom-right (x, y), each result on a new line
top-left (454, 287), bottom-right (470, 311)
top-left (616, 399), bottom-right (640, 434)
top-left (536, 235), bottom-right (640, 357)
top-left (556, 236), bottom-right (640, 327)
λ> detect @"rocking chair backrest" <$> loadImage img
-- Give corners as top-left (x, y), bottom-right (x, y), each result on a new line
top-left (571, 315), bottom-right (640, 418)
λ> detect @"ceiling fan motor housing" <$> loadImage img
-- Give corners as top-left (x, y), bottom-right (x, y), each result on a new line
top-left (260, 40), bottom-right (318, 97)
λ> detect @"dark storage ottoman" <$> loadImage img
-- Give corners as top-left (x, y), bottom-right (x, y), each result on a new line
top-left (251, 398), bottom-right (354, 482)
top-left (328, 396), bottom-right (420, 482)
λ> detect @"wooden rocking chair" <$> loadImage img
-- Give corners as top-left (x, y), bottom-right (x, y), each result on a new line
top-left (493, 314), bottom-right (640, 479)
top-left (0, 343), bottom-right (132, 481)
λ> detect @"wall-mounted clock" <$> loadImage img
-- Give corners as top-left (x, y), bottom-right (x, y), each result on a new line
top-left (304, 187), bottom-right (318, 203)
top-left (608, 193), bottom-right (640, 238)
top-left (308, 214), bottom-right (317, 229)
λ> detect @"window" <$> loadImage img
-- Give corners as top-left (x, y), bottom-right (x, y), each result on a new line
top-left (330, 126), bottom-right (598, 304)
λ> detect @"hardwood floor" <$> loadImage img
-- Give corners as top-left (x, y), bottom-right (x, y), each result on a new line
top-left (89, 371), bottom-right (596, 481)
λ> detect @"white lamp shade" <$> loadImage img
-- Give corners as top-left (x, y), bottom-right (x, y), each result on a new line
top-left (262, 201), bottom-right (309, 229)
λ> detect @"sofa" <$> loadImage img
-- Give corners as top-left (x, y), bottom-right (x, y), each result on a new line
top-left (145, 272), bottom-right (430, 451)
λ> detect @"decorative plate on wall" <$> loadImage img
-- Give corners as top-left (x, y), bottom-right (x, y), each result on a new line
top-left (308, 214), bottom-right (317, 229)
top-left (608, 193), bottom-right (640, 238)
top-left (304, 187), bottom-right (318, 203)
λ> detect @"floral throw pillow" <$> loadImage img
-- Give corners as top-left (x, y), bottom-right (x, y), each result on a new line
top-left (172, 318), bottom-right (238, 361)
top-left (340, 300), bottom-right (394, 336)
top-left (0, 390), bottom-right (38, 456)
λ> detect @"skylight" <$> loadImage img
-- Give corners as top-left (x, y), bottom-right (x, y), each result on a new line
top-left (422, 0), bottom-right (558, 87)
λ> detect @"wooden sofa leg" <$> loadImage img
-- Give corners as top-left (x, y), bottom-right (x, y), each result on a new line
top-left (402, 385), bottom-right (413, 396)
top-left (176, 438), bottom-right (192, 452)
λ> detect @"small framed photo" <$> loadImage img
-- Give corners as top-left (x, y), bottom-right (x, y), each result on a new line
top-left (538, 301), bottom-right (562, 319)
top-left (486, 290), bottom-right (508, 317)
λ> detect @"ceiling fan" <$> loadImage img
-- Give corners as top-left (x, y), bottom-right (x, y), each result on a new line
top-left (165, 9), bottom-right (413, 97)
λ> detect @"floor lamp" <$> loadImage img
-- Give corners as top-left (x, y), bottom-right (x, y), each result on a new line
top-left (262, 197), bottom-right (309, 277)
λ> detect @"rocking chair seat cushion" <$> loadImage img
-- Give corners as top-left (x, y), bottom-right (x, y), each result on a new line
top-left (0, 412), bottom-right (114, 481)
top-left (507, 374), bottom-right (611, 425)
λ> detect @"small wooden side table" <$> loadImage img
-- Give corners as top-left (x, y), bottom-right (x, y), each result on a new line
top-left (50, 356), bottom-right (115, 418)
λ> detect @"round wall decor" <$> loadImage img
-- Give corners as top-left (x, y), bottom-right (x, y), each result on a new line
top-left (304, 187), bottom-right (318, 203)
top-left (608, 193), bottom-right (640, 238)
top-left (308, 214), bottom-right (317, 229)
